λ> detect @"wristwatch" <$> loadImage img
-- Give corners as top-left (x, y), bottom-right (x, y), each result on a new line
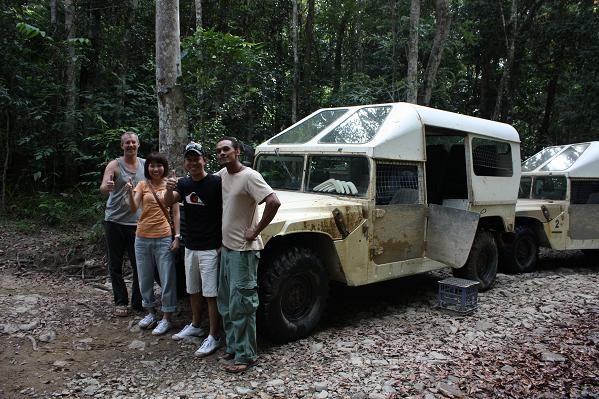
top-left (174, 234), bottom-right (182, 239)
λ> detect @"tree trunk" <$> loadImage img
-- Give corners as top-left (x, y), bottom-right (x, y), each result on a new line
top-left (64, 0), bottom-right (77, 135)
top-left (406, 0), bottom-right (420, 104)
top-left (391, 0), bottom-right (399, 101)
top-left (195, 0), bottom-right (202, 30)
top-left (156, 0), bottom-right (189, 175)
top-left (63, 0), bottom-right (78, 188)
top-left (50, 0), bottom-right (58, 28)
top-left (291, 0), bottom-right (299, 123)
top-left (333, 10), bottom-right (350, 95)
top-left (302, 0), bottom-right (315, 112)
top-left (421, 0), bottom-right (450, 106)
top-left (492, 0), bottom-right (518, 121)
top-left (79, 0), bottom-right (100, 117)
top-left (115, 0), bottom-right (139, 124)
top-left (1, 110), bottom-right (9, 213)
top-left (542, 70), bottom-right (559, 146)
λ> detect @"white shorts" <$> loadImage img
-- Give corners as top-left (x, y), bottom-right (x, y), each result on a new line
top-left (184, 248), bottom-right (219, 297)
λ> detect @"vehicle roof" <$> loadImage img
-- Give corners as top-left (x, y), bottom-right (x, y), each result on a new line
top-left (256, 102), bottom-right (519, 161)
top-left (522, 141), bottom-right (599, 178)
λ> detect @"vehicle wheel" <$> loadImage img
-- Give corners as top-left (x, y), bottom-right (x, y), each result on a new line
top-left (501, 226), bottom-right (538, 274)
top-left (582, 249), bottom-right (599, 259)
top-left (258, 247), bottom-right (329, 343)
top-left (453, 230), bottom-right (498, 291)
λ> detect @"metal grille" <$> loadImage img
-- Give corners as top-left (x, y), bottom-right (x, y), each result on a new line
top-left (472, 138), bottom-right (513, 177)
top-left (571, 179), bottom-right (599, 204)
top-left (376, 163), bottom-right (419, 205)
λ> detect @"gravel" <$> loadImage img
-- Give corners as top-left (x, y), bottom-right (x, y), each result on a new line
top-left (0, 250), bottom-right (597, 398)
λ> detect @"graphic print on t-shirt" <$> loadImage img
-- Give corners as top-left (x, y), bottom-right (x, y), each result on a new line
top-left (185, 192), bottom-right (205, 206)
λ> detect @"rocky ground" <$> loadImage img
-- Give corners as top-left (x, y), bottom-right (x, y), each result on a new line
top-left (0, 220), bottom-right (598, 399)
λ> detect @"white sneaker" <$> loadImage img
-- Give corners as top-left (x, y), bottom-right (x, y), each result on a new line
top-left (151, 319), bottom-right (171, 336)
top-left (194, 335), bottom-right (221, 357)
top-left (172, 324), bottom-right (206, 341)
top-left (138, 314), bottom-right (157, 329)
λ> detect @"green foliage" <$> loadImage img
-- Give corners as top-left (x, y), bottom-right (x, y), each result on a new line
top-left (8, 189), bottom-right (103, 228)
top-left (182, 28), bottom-right (277, 148)
top-left (1, 0), bottom-right (599, 225)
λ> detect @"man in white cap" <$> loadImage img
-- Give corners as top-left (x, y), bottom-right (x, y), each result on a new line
top-left (165, 142), bottom-right (223, 357)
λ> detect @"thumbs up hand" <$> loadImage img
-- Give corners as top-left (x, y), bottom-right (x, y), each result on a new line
top-left (106, 174), bottom-right (115, 192)
top-left (166, 170), bottom-right (177, 191)
top-left (124, 177), bottom-right (134, 193)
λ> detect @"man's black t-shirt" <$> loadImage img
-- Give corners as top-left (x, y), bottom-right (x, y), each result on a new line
top-left (176, 174), bottom-right (222, 250)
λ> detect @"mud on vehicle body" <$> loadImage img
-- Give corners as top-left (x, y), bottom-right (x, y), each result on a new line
top-left (254, 102), bottom-right (521, 342)
top-left (501, 142), bottom-right (599, 273)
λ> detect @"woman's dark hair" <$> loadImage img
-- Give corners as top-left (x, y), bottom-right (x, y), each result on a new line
top-left (218, 136), bottom-right (240, 150)
top-left (144, 152), bottom-right (169, 179)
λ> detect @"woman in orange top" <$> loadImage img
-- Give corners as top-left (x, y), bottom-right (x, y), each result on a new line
top-left (125, 152), bottom-right (180, 335)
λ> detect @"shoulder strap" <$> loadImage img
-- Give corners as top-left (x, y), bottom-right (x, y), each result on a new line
top-left (147, 180), bottom-right (174, 228)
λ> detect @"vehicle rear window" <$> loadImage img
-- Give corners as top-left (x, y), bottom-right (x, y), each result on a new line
top-left (472, 138), bottom-right (513, 177)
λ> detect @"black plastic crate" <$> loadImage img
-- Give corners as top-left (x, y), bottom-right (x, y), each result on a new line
top-left (438, 277), bottom-right (479, 314)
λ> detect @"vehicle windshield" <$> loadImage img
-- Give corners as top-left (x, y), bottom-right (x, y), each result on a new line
top-left (522, 146), bottom-right (565, 172)
top-left (268, 109), bottom-right (349, 144)
top-left (255, 154), bottom-right (304, 190)
top-left (319, 106), bottom-right (392, 144)
top-left (256, 154), bottom-right (370, 196)
top-left (306, 155), bottom-right (369, 196)
top-left (526, 175), bottom-right (567, 200)
top-left (540, 143), bottom-right (590, 171)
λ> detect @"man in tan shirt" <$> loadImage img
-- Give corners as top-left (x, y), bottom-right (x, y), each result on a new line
top-left (215, 136), bottom-right (280, 373)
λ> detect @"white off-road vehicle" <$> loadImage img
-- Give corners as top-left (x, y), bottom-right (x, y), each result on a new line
top-left (254, 102), bottom-right (521, 342)
top-left (501, 142), bottom-right (599, 272)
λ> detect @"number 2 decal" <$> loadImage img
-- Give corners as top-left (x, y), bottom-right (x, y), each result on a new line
top-left (554, 219), bottom-right (560, 229)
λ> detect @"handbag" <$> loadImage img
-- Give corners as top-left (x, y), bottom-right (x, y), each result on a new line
top-left (147, 180), bottom-right (175, 238)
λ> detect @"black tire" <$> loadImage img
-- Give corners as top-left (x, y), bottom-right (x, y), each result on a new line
top-left (453, 230), bottom-right (498, 291)
top-left (501, 226), bottom-right (538, 274)
top-left (258, 247), bottom-right (329, 343)
top-left (582, 249), bottom-right (599, 259)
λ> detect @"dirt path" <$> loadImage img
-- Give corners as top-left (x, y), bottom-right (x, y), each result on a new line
top-left (0, 221), bottom-right (598, 398)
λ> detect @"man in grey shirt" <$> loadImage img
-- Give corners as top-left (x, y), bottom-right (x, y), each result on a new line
top-left (100, 132), bottom-right (145, 317)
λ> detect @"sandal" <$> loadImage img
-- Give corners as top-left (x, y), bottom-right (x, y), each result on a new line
top-left (114, 305), bottom-right (129, 317)
top-left (224, 360), bottom-right (256, 374)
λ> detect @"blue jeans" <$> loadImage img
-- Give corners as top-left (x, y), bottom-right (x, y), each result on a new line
top-left (134, 236), bottom-right (177, 313)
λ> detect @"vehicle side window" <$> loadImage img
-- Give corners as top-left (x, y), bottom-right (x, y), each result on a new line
top-left (472, 138), bottom-right (513, 177)
top-left (531, 176), bottom-right (567, 200)
top-left (570, 179), bottom-right (599, 204)
top-left (518, 176), bottom-right (532, 199)
top-left (376, 162), bottom-right (419, 205)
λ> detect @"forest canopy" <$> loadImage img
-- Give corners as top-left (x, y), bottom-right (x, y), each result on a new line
top-left (1, 0), bottom-right (599, 223)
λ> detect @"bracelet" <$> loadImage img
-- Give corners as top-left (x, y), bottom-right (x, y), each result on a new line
top-left (174, 234), bottom-right (182, 239)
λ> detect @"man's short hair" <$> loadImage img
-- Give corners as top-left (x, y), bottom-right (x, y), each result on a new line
top-left (218, 136), bottom-right (240, 150)
top-left (144, 152), bottom-right (169, 179)
top-left (121, 131), bottom-right (139, 144)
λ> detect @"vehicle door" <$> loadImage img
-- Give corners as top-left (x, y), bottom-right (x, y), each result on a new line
top-left (371, 161), bottom-right (426, 264)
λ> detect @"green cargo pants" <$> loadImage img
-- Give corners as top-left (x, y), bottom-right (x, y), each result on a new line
top-left (217, 247), bottom-right (260, 364)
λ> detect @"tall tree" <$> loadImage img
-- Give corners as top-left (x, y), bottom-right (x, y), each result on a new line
top-left (420, 0), bottom-right (450, 106)
top-left (406, 0), bottom-right (420, 103)
top-left (291, 0), bottom-right (299, 122)
top-left (195, 0), bottom-right (202, 29)
top-left (156, 0), bottom-right (189, 173)
top-left (492, 0), bottom-right (518, 121)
